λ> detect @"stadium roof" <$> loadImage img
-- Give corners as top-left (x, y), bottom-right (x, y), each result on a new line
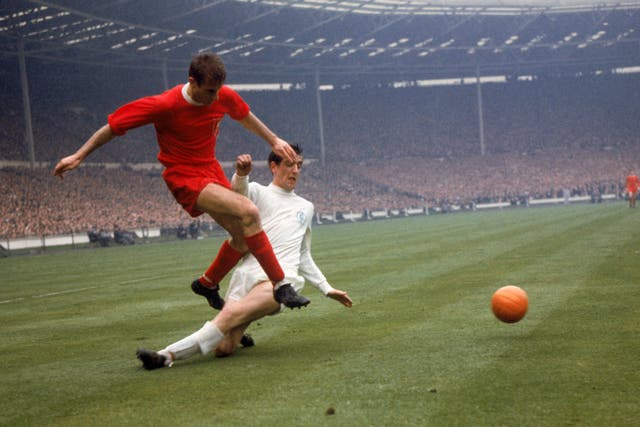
top-left (1, 0), bottom-right (640, 82)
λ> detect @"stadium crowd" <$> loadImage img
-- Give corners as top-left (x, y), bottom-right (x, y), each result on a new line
top-left (1, 67), bottom-right (639, 239)
top-left (0, 167), bottom-right (192, 239)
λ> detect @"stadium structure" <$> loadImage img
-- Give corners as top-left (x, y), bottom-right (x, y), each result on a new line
top-left (1, 0), bottom-right (640, 159)
top-left (2, 0), bottom-right (640, 150)
top-left (2, 0), bottom-right (639, 79)
top-left (1, 0), bottom-right (639, 245)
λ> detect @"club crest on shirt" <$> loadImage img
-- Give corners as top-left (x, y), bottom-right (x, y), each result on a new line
top-left (297, 210), bottom-right (306, 224)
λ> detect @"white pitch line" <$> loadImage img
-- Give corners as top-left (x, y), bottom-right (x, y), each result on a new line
top-left (0, 297), bottom-right (25, 304)
top-left (115, 275), bottom-right (167, 285)
top-left (31, 286), bottom-right (99, 298)
top-left (1, 275), bottom-right (170, 305)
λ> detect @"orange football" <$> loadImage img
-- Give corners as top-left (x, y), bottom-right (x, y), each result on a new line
top-left (491, 285), bottom-right (528, 323)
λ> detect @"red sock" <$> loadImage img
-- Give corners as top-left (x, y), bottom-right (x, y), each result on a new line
top-left (244, 230), bottom-right (284, 284)
top-left (201, 240), bottom-right (244, 287)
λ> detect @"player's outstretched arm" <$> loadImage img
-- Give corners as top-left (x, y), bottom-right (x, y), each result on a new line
top-left (327, 289), bottom-right (353, 308)
top-left (54, 124), bottom-right (116, 179)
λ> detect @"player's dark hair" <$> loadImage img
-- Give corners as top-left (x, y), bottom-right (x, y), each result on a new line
top-left (268, 143), bottom-right (302, 165)
top-left (189, 52), bottom-right (226, 86)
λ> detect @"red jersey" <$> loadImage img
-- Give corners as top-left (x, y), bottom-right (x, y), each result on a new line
top-left (108, 84), bottom-right (250, 167)
top-left (626, 174), bottom-right (640, 193)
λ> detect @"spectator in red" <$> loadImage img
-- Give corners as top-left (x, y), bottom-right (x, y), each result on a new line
top-left (626, 170), bottom-right (640, 208)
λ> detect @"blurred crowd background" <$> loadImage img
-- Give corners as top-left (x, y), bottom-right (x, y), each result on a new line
top-left (1, 61), bottom-right (638, 239)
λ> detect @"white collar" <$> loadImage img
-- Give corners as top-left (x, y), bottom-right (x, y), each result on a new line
top-left (268, 182), bottom-right (295, 195)
top-left (182, 82), bottom-right (204, 106)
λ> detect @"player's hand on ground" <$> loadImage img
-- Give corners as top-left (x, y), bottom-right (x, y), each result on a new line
top-left (53, 155), bottom-right (82, 179)
top-left (235, 154), bottom-right (252, 176)
top-left (271, 138), bottom-right (296, 162)
top-left (327, 289), bottom-right (353, 308)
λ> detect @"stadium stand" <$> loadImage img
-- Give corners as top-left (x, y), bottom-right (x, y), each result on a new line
top-left (1, 68), bottom-right (639, 239)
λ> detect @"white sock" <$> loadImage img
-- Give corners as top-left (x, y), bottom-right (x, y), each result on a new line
top-left (196, 321), bottom-right (224, 354)
top-left (163, 321), bottom-right (224, 360)
top-left (163, 332), bottom-right (200, 361)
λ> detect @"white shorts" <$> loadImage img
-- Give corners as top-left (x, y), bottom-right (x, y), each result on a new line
top-left (225, 267), bottom-right (305, 314)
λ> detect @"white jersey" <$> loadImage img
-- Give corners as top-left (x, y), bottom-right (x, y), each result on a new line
top-left (226, 174), bottom-right (333, 302)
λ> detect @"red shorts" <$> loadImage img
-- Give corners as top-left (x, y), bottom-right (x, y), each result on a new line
top-left (162, 161), bottom-right (231, 217)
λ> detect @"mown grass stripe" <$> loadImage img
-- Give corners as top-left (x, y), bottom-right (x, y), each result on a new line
top-left (1, 203), bottom-right (639, 426)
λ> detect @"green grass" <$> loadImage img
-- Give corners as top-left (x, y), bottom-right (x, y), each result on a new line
top-left (2, 203), bottom-right (639, 426)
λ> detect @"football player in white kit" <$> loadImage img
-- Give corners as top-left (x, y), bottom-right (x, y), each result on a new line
top-left (137, 144), bottom-right (352, 369)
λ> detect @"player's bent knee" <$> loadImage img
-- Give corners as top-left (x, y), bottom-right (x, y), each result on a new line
top-left (239, 203), bottom-right (261, 229)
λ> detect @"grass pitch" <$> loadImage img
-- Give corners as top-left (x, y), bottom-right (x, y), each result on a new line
top-left (2, 203), bottom-right (639, 426)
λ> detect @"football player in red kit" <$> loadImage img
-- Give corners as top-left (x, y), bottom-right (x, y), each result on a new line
top-left (54, 52), bottom-right (309, 309)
